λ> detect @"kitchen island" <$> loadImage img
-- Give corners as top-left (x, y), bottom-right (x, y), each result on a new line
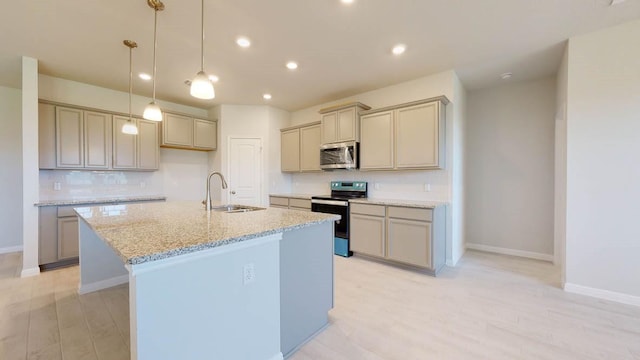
top-left (75, 201), bottom-right (340, 360)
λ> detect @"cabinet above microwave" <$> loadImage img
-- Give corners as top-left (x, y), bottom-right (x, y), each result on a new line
top-left (318, 102), bottom-right (370, 144)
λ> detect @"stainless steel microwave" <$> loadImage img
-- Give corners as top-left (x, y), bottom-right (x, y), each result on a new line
top-left (320, 141), bottom-right (358, 170)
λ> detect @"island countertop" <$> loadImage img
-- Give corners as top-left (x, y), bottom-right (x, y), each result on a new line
top-left (75, 201), bottom-right (340, 265)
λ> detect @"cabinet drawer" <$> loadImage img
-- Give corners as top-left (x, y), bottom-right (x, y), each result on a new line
top-left (350, 203), bottom-right (385, 217)
top-left (269, 196), bottom-right (289, 207)
top-left (387, 206), bottom-right (432, 222)
top-left (289, 198), bottom-right (311, 209)
top-left (57, 206), bottom-right (79, 218)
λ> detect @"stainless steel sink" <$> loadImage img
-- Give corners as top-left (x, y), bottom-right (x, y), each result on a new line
top-left (210, 204), bottom-right (265, 213)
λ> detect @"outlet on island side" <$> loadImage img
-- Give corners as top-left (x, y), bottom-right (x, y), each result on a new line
top-left (423, 183), bottom-right (431, 192)
top-left (243, 263), bottom-right (255, 285)
top-left (53, 182), bottom-right (61, 191)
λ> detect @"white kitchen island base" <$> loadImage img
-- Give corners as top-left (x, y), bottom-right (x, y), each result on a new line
top-left (76, 205), bottom-right (337, 360)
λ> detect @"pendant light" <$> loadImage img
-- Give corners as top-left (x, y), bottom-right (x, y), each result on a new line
top-left (122, 40), bottom-right (139, 135)
top-left (190, 0), bottom-right (215, 99)
top-left (143, 0), bottom-right (164, 121)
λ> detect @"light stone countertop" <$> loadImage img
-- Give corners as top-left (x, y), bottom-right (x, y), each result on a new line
top-left (35, 195), bottom-right (167, 207)
top-left (349, 198), bottom-right (448, 209)
top-left (269, 193), bottom-right (325, 200)
top-left (75, 201), bottom-right (340, 265)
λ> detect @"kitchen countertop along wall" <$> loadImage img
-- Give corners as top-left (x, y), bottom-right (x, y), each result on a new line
top-left (35, 195), bottom-right (167, 207)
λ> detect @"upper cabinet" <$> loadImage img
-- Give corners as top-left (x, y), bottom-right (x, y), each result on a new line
top-left (319, 102), bottom-right (371, 144)
top-left (113, 116), bottom-right (160, 170)
top-left (38, 101), bottom-right (159, 171)
top-left (161, 113), bottom-right (217, 151)
top-left (48, 106), bottom-right (112, 170)
top-left (360, 97), bottom-right (448, 171)
top-left (280, 122), bottom-right (322, 173)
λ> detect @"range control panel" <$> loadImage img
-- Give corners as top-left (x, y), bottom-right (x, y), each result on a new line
top-left (330, 181), bottom-right (367, 192)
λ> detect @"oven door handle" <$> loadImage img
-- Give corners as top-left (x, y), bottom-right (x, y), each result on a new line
top-left (311, 199), bottom-right (349, 207)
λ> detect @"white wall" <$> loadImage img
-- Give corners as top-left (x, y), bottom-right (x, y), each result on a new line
top-left (37, 75), bottom-right (211, 202)
top-left (289, 70), bottom-right (465, 265)
top-left (217, 105), bottom-right (290, 206)
top-left (465, 77), bottom-right (556, 259)
top-left (0, 86), bottom-right (23, 252)
top-left (564, 19), bottom-right (640, 303)
top-left (555, 45), bottom-right (569, 277)
top-left (22, 57), bottom-right (40, 277)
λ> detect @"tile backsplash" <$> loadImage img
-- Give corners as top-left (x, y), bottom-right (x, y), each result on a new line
top-left (39, 170), bottom-right (163, 201)
top-left (291, 170), bottom-right (450, 201)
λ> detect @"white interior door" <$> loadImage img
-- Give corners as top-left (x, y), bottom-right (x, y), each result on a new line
top-left (228, 137), bottom-right (263, 206)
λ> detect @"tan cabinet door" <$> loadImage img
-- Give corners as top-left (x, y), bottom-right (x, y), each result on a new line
top-left (337, 107), bottom-right (356, 142)
top-left (58, 217), bottom-right (79, 260)
top-left (112, 116), bottom-right (137, 169)
top-left (321, 112), bottom-right (337, 144)
top-left (360, 111), bottom-right (394, 170)
top-left (56, 107), bottom-right (84, 168)
top-left (193, 119), bottom-right (217, 150)
top-left (163, 113), bottom-right (193, 147)
top-left (84, 111), bottom-right (111, 169)
top-left (395, 102), bottom-right (439, 169)
top-left (350, 213), bottom-right (386, 258)
top-left (39, 103), bottom-right (57, 169)
top-left (387, 218), bottom-right (432, 268)
top-left (281, 128), bottom-right (300, 172)
top-left (300, 124), bottom-right (321, 172)
top-left (137, 119), bottom-right (159, 170)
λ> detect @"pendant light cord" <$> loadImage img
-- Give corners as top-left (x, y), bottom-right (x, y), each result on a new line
top-left (129, 45), bottom-right (133, 121)
top-left (200, 0), bottom-right (205, 71)
top-left (152, 8), bottom-right (158, 102)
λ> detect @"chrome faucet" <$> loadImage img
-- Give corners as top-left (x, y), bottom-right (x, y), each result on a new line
top-left (205, 171), bottom-right (228, 210)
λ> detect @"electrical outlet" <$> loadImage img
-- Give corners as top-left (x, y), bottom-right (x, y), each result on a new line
top-left (424, 183), bottom-right (431, 192)
top-left (140, 181), bottom-right (146, 188)
top-left (243, 263), bottom-right (255, 285)
top-left (53, 182), bottom-right (61, 191)
top-left (374, 183), bottom-right (380, 190)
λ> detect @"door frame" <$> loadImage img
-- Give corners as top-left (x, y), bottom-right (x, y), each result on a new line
top-left (226, 136), bottom-right (264, 206)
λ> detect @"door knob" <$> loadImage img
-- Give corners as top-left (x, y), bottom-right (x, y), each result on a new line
top-left (231, 191), bottom-right (236, 195)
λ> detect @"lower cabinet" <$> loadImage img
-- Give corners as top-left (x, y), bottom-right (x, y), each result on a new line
top-left (350, 203), bottom-right (446, 275)
top-left (39, 200), bottom-right (165, 268)
top-left (57, 217), bottom-right (79, 260)
top-left (349, 203), bottom-right (386, 258)
top-left (39, 206), bottom-right (80, 266)
top-left (269, 196), bottom-right (311, 211)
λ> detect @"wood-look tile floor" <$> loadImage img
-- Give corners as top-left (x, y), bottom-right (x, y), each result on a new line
top-left (1, 250), bottom-right (639, 360)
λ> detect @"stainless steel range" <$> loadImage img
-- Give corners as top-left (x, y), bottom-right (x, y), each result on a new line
top-left (311, 181), bottom-right (367, 257)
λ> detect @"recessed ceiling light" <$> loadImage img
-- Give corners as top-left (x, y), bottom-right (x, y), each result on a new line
top-left (236, 37), bottom-right (251, 48)
top-left (263, 93), bottom-right (272, 100)
top-left (392, 44), bottom-right (406, 56)
top-left (286, 61), bottom-right (298, 70)
top-left (208, 75), bottom-right (219, 83)
top-left (500, 72), bottom-right (513, 80)
top-left (341, 0), bottom-right (355, 4)
top-left (138, 73), bottom-right (152, 81)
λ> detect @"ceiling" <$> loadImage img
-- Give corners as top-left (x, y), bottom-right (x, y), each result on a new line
top-left (1, 0), bottom-right (639, 111)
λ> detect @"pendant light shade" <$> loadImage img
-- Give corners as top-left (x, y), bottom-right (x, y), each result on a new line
top-left (122, 121), bottom-right (139, 135)
top-left (143, 102), bottom-right (162, 121)
top-left (144, 0), bottom-right (164, 121)
top-left (122, 40), bottom-right (139, 135)
top-left (190, 0), bottom-right (215, 100)
top-left (190, 71), bottom-right (215, 99)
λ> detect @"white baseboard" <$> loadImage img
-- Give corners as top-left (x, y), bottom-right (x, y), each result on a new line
top-left (0, 245), bottom-right (23, 254)
top-left (21, 267), bottom-right (40, 277)
top-left (268, 352), bottom-right (284, 360)
top-left (78, 275), bottom-right (129, 295)
top-left (466, 243), bottom-right (554, 262)
top-left (564, 283), bottom-right (640, 307)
